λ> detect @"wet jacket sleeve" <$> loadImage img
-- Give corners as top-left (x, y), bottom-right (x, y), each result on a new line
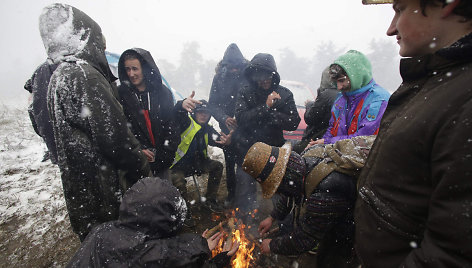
top-left (209, 74), bottom-right (229, 124)
top-left (400, 100), bottom-right (472, 268)
top-left (270, 193), bottom-right (294, 221)
top-left (235, 89), bottom-right (300, 131)
top-left (304, 90), bottom-right (336, 126)
top-left (174, 100), bottom-right (191, 133)
top-left (156, 115), bottom-right (180, 171)
top-left (270, 181), bottom-right (355, 255)
top-left (207, 125), bottom-right (223, 148)
top-left (323, 100), bottom-right (388, 144)
top-left (81, 71), bottom-right (151, 182)
top-left (268, 92), bottom-right (301, 131)
top-left (235, 90), bottom-right (272, 126)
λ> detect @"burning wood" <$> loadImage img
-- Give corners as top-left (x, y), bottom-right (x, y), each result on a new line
top-left (226, 217), bottom-right (236, 245)
top-left (204, 220), bottom-right (227, 239)
top-left (209, 212), bottom-right (257, 267)
top-left (247, 226), bottom-right (280, 245)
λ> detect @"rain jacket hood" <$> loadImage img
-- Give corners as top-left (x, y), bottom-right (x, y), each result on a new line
top-left (119, 177), bottom-right (187, 238)
top-left (219, 43), bottom-right (247, 70)
top-left (333, 50), bottom-right (372, 91)
top-left (118, 48), bottom-right (163, 91)
top-left (318, 66), bottom-right (334, 94)
top-left (66, 177), bottom-right (223, 268)
top-left (39, 3), bottom-right (115, 82)
top-left (244, 53), bottom-right (281, 89)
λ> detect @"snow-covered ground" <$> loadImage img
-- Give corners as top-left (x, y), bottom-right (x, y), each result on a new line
top-left (0, 100), bottom-right (79, 267)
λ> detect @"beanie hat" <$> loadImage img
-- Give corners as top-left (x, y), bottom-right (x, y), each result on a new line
top-left (194, 99), bottom-right (210, 113)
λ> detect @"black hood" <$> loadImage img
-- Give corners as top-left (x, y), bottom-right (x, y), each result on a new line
top-left (118, 177), bottom-right (187, 238)
top-left (244, 53), bottom-right (281, 89)
top-left (39, 3), bottom-right (116, 83)
top-left (318, 66), bottom-right (335, 95)
top-left (219, 43), bottom-right (247, 70)
top-left (118, 48), bottom-right (163, 92)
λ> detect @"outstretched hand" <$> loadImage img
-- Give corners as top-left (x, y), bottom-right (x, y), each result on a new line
top-left (182, 91), bottom-right (202, 112)
top-left (261, 239), bottom-right (272, 254)
top-left (215, 130), bottom-right (234, 146)
top-left (203, 229), bottom-right (224, 251)
top-left (258, 216), bottom-right (273, 237)
top-left (305, 138), bottom-right (324, 150)
top-left (223, 239), bottom-right (240, 256)
top-left (225, 117), bottom-right (238, 131)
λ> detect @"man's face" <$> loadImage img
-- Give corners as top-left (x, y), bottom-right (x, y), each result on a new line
top-left (253, 72), bottom-right (273, 90)
top-left (195, 111), bottom-right (211, 124)
top-left (336, 75), bottom-right (351, 92)
top-left (257, 79), bottom-right (272, 90)
top-left (387, 0), bottom-right (442, 57)
top-left (124, 58), bottom-right (145, 90)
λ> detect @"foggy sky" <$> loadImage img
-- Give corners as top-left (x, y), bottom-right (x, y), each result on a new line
top-left (0, 0), bottom-right (395, 99)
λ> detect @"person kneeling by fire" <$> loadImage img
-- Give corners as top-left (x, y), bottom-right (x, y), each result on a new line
top-left (242, 135), bottom-right (376, 267)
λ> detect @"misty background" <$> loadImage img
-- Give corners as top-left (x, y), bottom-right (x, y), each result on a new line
top-left (0, 0), bottom-right (401, 102)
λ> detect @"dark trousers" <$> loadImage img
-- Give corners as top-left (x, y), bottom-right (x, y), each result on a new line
top-left (223, 146), bottom-right (237, 202)
top-left (170, 159), bottom-right (223, 202)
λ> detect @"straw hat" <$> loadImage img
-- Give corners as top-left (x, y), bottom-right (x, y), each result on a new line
top-left (362, 0), bottom-right (392, 4)
top-left (242, 142), bottom-right (292, 199)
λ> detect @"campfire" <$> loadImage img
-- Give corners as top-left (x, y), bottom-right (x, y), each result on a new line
top-left (207, 210), bottom-right (256, 268)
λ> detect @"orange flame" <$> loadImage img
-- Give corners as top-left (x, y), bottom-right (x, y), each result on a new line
top-left (211, 210), bottom-right (256, 267)
top-left (231, 224), bottom-right (255, 268)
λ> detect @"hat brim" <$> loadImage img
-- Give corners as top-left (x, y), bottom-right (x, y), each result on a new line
top-left (362, 0), bottom-right (392, 4)
top-left (260, 143), bottom-right (292, 199)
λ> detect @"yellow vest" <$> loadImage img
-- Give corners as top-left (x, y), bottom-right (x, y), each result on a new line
top-left (170, 115), bottom-right (208, 168)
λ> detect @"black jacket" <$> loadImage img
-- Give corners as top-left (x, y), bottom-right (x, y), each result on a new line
top-left (270, 158), bottom-right (357, 268)
top-left (208, 43), bottom-right (248, 134)
top-left (67, 177), bottom-right (229, 268)
top-left (42, 4), bottom-right (150, 239)
top-left (24, 60), bottom-right (59, 163)
top-left (234, 53), bottom-right (300, 160)
top-left (117, 48), bottom-right (180, 174)
top-left (303, 67), bottom-right (338, 141)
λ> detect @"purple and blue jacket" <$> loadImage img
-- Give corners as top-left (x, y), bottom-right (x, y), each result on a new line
top-left (323, 79), bottom-right (390, 144)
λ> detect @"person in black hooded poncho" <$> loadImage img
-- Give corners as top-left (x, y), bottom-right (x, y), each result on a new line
top-left (67, 177), bottom-right (239, 268)
top-left (41, 3), bottom-right (151, 241)
top-left (232, 53), bottom-right (300, 222)
top-left (208, 43), bottom-right (248, 206)
top-left (117, 48), bottom-right (180, 182)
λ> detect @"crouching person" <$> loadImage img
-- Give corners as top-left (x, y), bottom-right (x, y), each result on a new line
top-left (171, 97), bottom-right (232, 225)
top-left (67, 177), bottom-right (239, 268)
top-left (242, 136), bottom-right (376, 268)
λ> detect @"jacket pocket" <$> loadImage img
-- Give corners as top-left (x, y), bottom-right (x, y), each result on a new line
top-left (359, 186), bottom-right (423, 241)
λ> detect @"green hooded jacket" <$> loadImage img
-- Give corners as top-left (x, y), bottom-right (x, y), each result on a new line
top-left (333, 50), bottom-right (373, 91)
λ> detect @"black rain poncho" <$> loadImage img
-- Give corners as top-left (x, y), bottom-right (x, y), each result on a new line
top-left (41, 3), bottom-right (150, 240)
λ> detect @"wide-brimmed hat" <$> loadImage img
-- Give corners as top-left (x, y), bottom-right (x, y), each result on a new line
top-left (242, 142), bottom-right (292, 199)
top-left (362, 0), bottom-right (392, 4)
